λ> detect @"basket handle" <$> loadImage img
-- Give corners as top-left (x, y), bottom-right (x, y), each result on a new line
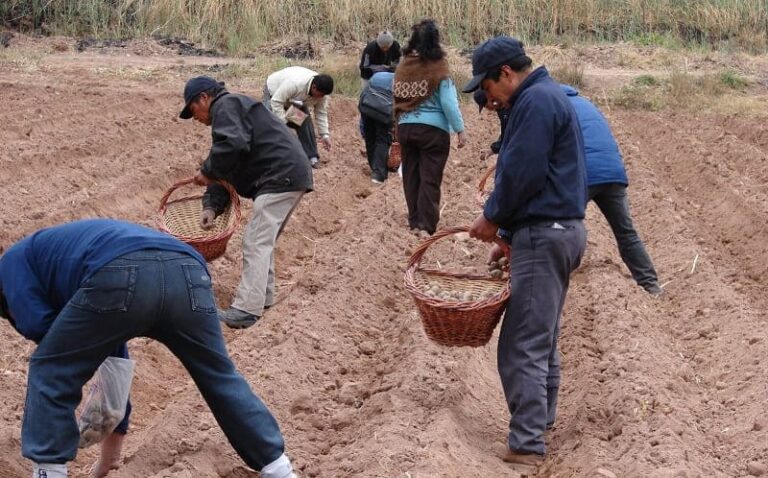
top-left (475, 163), bottom-right (497, 207)
top-left (157, 177), bottom-right (242, 230)
top-left (406, 226), bottom-right (510, 273)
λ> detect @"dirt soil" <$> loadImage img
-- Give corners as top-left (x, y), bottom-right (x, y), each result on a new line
top-left (1, 36), bottom-right (767, 478)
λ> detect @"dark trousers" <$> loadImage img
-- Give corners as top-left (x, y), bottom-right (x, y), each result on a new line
top-left (399, 123), bottom-right (450, 234)
top-left (22, 250), bottom-right (285, 468)
top-left (589, 183), bottom-right (658, 287)
top-left (262, 85), bottom-right (320, 160)
top-left (499, 220), bottom-right (586, 455)
top-left (361, 115), bottom-right (393, 181)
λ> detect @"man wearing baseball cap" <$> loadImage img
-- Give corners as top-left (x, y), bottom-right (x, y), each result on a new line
top-left (464, 37), bottom-right (588, 469)
top-left (473, 89), bottom-right (508, 160)
top-left (180, 76), bottom-right (313, 330)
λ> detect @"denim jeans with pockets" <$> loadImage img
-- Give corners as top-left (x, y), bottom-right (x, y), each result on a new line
top-left (22, 250), bottom-right (285, 469)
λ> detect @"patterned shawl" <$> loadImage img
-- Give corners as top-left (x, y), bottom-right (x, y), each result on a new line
top-left (393, 53), bottom-right (451, 117)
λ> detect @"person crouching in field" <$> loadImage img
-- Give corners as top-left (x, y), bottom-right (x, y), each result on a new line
top-left (180, 76), bottom-right (313, 329)
top-left (474, 86), bottom-right (663, 296)
top-left (0, 219), bottom-right (298, 478)
top-left (393, 18), bottom-right (467, 236)
top-left (263, 66), bottom-right (334, 169)
top-left (359, 71), bottom-right (395, 184)
top-left (359, 30), bottom-right (401, 86)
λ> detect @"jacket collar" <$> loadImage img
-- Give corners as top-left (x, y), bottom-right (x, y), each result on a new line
top-left (507, 66), bottom-right (550, 109)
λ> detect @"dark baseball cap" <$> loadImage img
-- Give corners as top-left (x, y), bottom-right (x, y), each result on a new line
top-left (462, 36), bottom-right (526, 93)
top-left (473, 90), bottom-right (488, 113)
top-left (179, 76), bottom-right (224, 119)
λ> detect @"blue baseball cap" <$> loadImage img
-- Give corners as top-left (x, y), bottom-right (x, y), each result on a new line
top-left (462, 36), bottom-right (526, 93)
top-left (180, 76), bottom-right (224, 119)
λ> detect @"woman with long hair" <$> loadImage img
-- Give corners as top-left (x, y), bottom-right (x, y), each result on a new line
top-left (394, 19), bottom-right (467, 235)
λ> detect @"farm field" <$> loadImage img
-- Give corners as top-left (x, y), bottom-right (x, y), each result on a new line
top-left (1, 33), bottom-right (768, 477)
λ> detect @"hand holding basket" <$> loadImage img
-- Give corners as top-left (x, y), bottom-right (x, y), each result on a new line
top-left (404, 226), bottom-right (510, 347)
top-left (157, 177), bottom-right (241, 261)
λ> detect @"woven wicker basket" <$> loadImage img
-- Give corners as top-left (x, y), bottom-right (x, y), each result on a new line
top-left (476, 163), bottom-right (496, 207)
top-left (404, 226), bottom-right (510, 347)
top-left (158, 178), bottom-right (241, 262)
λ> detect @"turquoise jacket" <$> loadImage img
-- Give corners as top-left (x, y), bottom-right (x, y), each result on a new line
top-left (398, 78), bottom-right (465, 134)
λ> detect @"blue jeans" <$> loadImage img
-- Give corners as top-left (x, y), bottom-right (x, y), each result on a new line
top-left (22, 250), bottom-right (285, 468)
top-left (498, 220), bottom-right (586, 455)
top-left (589, 183), bottom-right (658, 287)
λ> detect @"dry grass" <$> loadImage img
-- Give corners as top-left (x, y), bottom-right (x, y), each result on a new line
top-left (2, 0), bottom-right (767, 55)
top-left (607, 68), bottom-right (760, 113)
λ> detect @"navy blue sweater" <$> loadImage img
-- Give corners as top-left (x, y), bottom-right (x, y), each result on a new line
top-left (0, 219), bottom-right (205, 342)
top-left (484, 67), bottom-right (587, 233)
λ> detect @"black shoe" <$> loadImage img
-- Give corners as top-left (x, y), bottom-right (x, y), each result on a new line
top-left (218, 308), bottom-right (260, 329)
top-left (643, 282), bottom-right (664, 297)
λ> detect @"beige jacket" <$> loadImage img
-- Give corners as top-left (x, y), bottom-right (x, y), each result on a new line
top-left (265, 66), bottom-right (330, 136)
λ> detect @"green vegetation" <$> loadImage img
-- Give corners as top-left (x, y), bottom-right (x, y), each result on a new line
top-left (609, 69), bottom-right (752, 111)
top-left (2, 0), bottom-right (767, 56)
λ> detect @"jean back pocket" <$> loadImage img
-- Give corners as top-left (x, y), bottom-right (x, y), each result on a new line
top-left (182, 264), bottom-right (216, 313)
top-left (73, 266), bottom-right (138, 313)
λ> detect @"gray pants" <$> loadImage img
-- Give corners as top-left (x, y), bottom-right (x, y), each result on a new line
top-left (589, 183), bottom-right (658, 288)
top-left (231, 191), bottom-right (304, 316)
top-left (499, 219), bottom-right (586, 455)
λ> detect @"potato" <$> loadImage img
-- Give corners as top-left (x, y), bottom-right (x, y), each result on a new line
top-left (490, 269), bottom-right (503, 279)
top-left (498, 257), bottom-right (509, 267)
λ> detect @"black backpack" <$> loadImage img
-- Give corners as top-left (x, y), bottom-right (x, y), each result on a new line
top-left (358, 82), bottom-right (394, 125)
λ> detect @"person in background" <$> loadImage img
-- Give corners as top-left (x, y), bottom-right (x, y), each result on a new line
top-left (0, 219), bottom-right (297, 478)
top-left (464, 36), bottom-right (587, 469)
top-left (359, 30), bottom-right (402, 85)
top-left (358, 71), bottom-right (395, 183)
top-left (474, 89), bottom-right (508, 160)
top-left (264, 66), bottom-right (334, 169)
top-left (393, 18), bottom-right (466, 236)
top-left (474, 86), bottom-right (662, 296)
top-left (180, 76), bottom-right (313, 329)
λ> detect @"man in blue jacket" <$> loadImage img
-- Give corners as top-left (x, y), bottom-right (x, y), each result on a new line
top-left (474, 86), bottom-right (662, 295)
top-left (464, 37), bottom-right (587, 468)
top-left (359, 71), bottom-right (395, 183)
top-left (0, 219), bottom-right (297, 478)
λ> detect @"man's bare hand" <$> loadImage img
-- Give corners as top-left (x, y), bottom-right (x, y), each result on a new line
top-left (480, 149), bottom-right (495, 161)
top-left (469, 214), bottom-right (499, 243)
top-left (200, 208), bottom-right (216, 230)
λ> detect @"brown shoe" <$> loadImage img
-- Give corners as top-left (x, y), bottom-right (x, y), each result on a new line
top-left (502, 450), bottom-right (543, 474)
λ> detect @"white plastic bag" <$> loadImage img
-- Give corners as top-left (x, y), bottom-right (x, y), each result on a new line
top-left (78, 356), bottom-right (136, 449)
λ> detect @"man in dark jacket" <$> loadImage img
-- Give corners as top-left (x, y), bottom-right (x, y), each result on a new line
top-left (0, 219), bottom-right (297, 478)
top-left (358, 71), bottom-right (394, 183)
top-left (463, 37), bottom-right (587, 468)
top-left (359, 31), bottom-right (401, 83)
top-left (473, 89), bottom-right (508, 160)
top-left (475, 85), bottom-right (662, 295)
top-left (180, 76), bottom-right (313, 329)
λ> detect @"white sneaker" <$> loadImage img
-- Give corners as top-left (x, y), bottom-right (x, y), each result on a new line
top-left (371, 178), bottom-right (384, 184)
top-left (261, 454), bottom-right (296, 478)
top-left (33, 463), bottom-right (67, 478)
